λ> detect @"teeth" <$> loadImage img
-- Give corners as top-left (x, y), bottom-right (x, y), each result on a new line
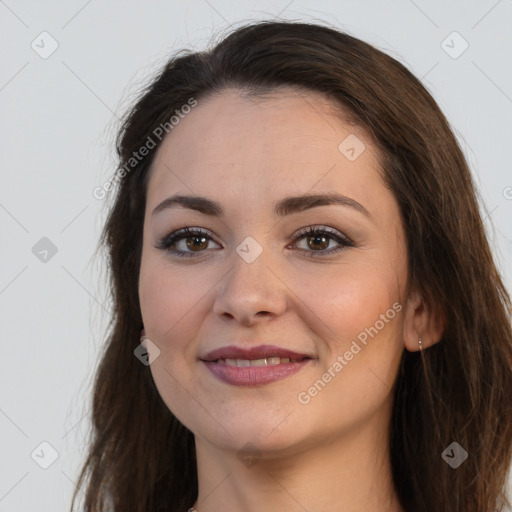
top-left (220, 356), bottom-right (296, 367)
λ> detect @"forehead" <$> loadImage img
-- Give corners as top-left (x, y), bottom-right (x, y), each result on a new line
top-left (146, 87), bottom-right (384, 214)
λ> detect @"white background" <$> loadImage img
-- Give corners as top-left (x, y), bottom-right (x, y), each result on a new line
top-left (1, 1), bottom-right (511, 510)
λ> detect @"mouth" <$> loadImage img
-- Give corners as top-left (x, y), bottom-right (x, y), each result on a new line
top-left (200, 345), bottom-right (315, 386)
top-left (201, 344), bottom-right (314, 362)
top-left (207, 355), bottom-right (311, 366)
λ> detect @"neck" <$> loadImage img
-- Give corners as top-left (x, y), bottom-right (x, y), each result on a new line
top-left (191, 416), bottom-right (404, 512)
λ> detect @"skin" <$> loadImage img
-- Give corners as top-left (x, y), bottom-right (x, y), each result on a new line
top-left (138, 88), bottom-right (443, 512)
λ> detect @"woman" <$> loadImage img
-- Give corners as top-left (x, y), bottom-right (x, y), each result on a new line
top-left (71, 20), bottom-right (512, 512)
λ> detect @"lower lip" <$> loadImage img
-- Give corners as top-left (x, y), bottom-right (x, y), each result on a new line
top-left (201, 359), bottom-right (312, 386)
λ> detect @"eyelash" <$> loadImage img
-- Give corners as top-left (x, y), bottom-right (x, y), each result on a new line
top-left (155, 225), bottom-right (354, 259)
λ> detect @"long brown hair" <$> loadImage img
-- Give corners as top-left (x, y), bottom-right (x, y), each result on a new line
top-left (71, 20), bottom-right (512, 512)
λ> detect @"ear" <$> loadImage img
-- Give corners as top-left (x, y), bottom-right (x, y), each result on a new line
top-left (403, 288), bottom-right (446, 352)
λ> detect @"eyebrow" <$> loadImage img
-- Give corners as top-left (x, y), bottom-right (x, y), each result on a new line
top-left (151, 193), bottom-right (372, 219)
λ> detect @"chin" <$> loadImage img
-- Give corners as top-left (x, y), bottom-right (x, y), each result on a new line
top-left (192, 408), bottom-right (313, 457)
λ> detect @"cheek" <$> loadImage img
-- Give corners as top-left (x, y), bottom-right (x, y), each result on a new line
top-left (138, 258), bottom-right (211, 402)
top-left (303, 263), bottom-right (404, 413)
top-left (139, 258), bottom-right (206, 344)
top-left (292, 259), bottom-right (403, 348)
top-left (292, 277), bottom-right (403, 432)
top-left (138, 261), bottom-right (203, 428)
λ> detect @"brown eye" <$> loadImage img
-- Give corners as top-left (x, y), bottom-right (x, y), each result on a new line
top-left (292, 226), bottom-right (354, 258)
top-left (185, 235), bottom-right (209, 252)
top-left (156, 227), bottom-right (220, 257)
top-left (306, 233), bottom-right (330, 251)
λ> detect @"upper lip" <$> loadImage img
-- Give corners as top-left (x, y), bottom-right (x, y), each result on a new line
top-left (201, 344), bottom-right (314, 362)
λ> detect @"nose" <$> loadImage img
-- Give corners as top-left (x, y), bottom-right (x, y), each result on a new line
top-left (212, 244), bottom-right (288, 326)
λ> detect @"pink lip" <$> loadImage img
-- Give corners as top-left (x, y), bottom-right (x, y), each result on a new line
top-left (200, 344), bottom-right (314, 387)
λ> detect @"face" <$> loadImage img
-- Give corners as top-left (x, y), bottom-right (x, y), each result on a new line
top-left (138, 88), bottom-right (409, 456)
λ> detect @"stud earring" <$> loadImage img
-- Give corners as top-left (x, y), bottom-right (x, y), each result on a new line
top-left (418, 338), bottom-right (423, 351)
